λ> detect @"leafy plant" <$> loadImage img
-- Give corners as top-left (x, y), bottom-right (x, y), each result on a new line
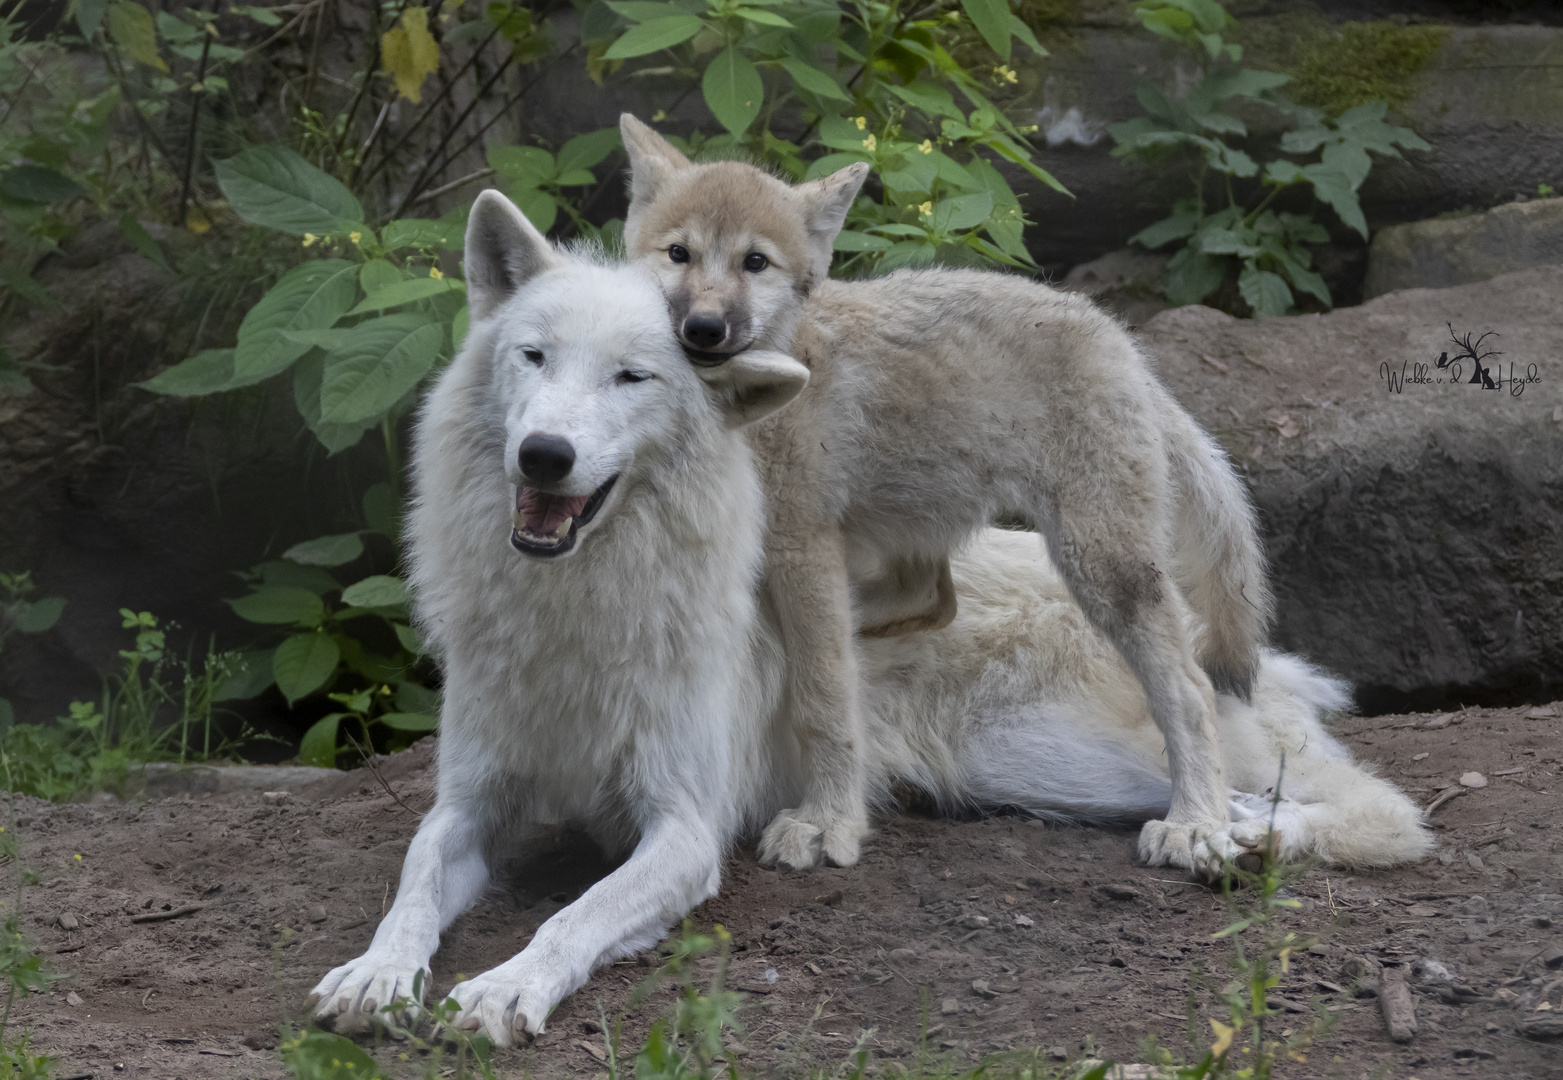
top-left (596, 0), bottom-right (1067, 270)
top-left (0, 765), bottom-right (64, 1079)
top-left (0, 573), bottom-right (65, 732)
top-left (1110, 0), bottom-right (1429, 315)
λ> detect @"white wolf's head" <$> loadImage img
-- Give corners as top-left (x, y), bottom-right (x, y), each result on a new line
top-left (461, 189), bottom-right (810, 560)
top-left (618, 114), bottom-right (867, 362)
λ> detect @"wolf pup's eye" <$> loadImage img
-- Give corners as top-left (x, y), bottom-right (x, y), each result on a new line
top-left (668, 244), bottom-right (690, 264)
top-left (743, 252), bottom-right (769, 273)
top-left (521, 347), bottom-right (544, 364)
top-left (617, 370), bottom-right (654, 385)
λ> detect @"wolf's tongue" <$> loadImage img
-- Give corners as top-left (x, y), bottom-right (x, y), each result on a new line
top-left (517, 487), bottom-right (589, 535)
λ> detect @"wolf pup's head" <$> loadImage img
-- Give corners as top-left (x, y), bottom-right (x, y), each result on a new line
top-left (620, 114), bottom-right (867, 364)
top-left (461, 189), bottom-right (810, 560)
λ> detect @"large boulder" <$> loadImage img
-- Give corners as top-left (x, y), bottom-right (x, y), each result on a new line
top-left (1363, 197), bottom-right (1563, 298)
top-left (1140, 266), bottom-right (1563, 711)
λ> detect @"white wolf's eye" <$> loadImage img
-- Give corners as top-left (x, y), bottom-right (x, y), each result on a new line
top-left (617, 370), bottom-right (654, 385)
top-left (521, 347), bottom-right (544, 365)
top-left (668, 244), bottom-right (690, 264)
top-left (743, 252), bottom-right (768, 273)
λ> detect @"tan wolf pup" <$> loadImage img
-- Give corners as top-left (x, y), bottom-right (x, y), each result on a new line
top-left (620, 114), bottom-right (1276, 878)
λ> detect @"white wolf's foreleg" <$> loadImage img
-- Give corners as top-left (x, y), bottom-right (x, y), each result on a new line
top-left (309, 801), bottom-right (491, 1029)
top-left (447, 811), bottom-right (722, 1047)
top-left (757, 525), bottom-right (869, 869)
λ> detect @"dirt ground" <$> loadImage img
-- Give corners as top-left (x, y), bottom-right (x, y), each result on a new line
top-left (10, 701), bottom-right (1562, 1080)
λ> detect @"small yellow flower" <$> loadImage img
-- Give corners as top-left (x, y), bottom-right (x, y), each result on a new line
top-left (302, 233), bottom-right (318, 247)
top-left (918, 139), bottom-right (933, 154)
top-left (74, 853), bottom-right (82, 861)
top-left (651, 109), bottom-right (667, 122)
top-left (917, 201), bottom-right (933, 217)
top-left (1209, 1018), bottom-right (1235, 1057)
top-left (854, 116), bottom-right (867, 130)
top-left (429, 266), bottom-right (444, 280)
top-left (349, 231), bottom-right (362, 245)
top-left (862, 134), bottom-right (877, 153)
top-left (945, 9), bottom-right (960, 20)
top-left (994, 65), bottom-right (1018, 85)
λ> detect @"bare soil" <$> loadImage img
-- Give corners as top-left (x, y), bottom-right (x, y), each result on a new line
top-left (12, 702), bottom-right (1562, 1080)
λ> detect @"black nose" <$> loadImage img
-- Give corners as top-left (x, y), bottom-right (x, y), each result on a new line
top-left (682, 313), bottom-right (727, 350)
top-left (518, 433), bottom-right (575, 485)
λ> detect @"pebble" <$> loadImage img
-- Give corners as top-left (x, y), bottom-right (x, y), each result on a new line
top-left (1048, 1046), bottom-right (1068, 1061)
top-left (66, 992), bottom-right (84, 1007)
top-left (57, 912), bottom-right (78, 931)
top-left (1013, 913), bottom-right (1034, 927)
top-left (888, 948), bottom-right (916, 964)
top-left (971, 979), bottom-right (996, 999)
top-left (307, 905), bottom-right (327, 923)
top-left (940, 997), bottom-right (959, 1015)
top-left (1459, 772), bottom-right (1488, 789)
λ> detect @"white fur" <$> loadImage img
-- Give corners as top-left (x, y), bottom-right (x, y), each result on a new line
top-left (308, 195), bottom-right (1430, 1047)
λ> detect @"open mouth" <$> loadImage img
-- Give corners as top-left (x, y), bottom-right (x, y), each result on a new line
top-left (510, 475), bottom-right (618, 558)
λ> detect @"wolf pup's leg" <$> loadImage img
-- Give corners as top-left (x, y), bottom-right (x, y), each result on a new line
top-left (758, 525), bottom-right (870, 868)
top-left (856, 554), bottom-right (957, 639)
top-left (447, 807), bottom-right (723, 1047)
top-left (309, 800), bottom-right (493, 1030)
top-left (1034, 473), bottom-right (1236, 879)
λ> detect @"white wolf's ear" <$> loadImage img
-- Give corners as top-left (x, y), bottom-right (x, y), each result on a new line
top-left (465, 189), bottom-right (562, 322)
top-left (620, 113), bottom-right (691, 209)
top-left (794, 162), bottom-right (869, 281)
top-left (700, 350), bottom-right (809, 428)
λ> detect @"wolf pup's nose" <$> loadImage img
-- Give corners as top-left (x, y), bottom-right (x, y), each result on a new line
top-left (681, 313), bottom-right (727, 350)
top-left (519, 433), bottom-right (575, 485)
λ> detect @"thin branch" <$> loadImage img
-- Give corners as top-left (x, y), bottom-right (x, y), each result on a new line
top-left (178, 4), bottom-right (219, 223)
top-left (332, 2), bottom-right (383, 164)
top-left (407, 166), bottom-right (494, 206)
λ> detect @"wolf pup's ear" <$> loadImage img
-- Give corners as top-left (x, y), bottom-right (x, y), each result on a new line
top-left (794, 162), bottom-right (870, 283)
top-left (620, 113), bottom-right (691, 209)
top-left (700, 349), bottom-right (809, 429)
top-left (465, 189), bottom-right (562, 322)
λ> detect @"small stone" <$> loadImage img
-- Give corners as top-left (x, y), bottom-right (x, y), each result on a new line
top-left (805, 962), bottom-right (822, 975)
top-left (888, 948), bottom-right (916, 964)
top-left (1541, 944), bottom-right (1563, 969)
top-left (1466, 851), bottom-right (1486, 871)
top-left (114, 1065), bottom-right (124, 1072)
top-left (66, 991), bottom-right (84, 1007)
top-left (1013, 913), bottom-right (1034, 927)
top-left (940, 997), bottom-right (960, 1016)
top-left (57, 912), bottom-right (79, 931)
top-left (1406, 905), bottom-right (1440, 917)
top-left (1048, 1046), bottom-right (1069, 1061)
top-left (1493, 987), bottom-right (1519, 1004)
top-left (1414, 958), bottom-right (1454, 983)
top-left (307, 905), bottom-right (327, 924)
top-left (1412, 752), bottom-right (1430, 761)
top-left (1106, 956), bottom-right (1127, 968)
top-left (1459, 772), bottom-right (1488, 789)
top-left (971, 979), bottom-right (997, 999)
top-left (958, 914), bottom-right (990, 930)
top-left (1097, 883), bottom-right (1140, 901)
top-left (1423, 714), bottom-right (1455, 730)
top-left (813, 889), bottom-right (844, 907)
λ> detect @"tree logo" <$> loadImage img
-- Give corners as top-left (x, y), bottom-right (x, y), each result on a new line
top-left (1434, 323), bottom-right (1501, 389)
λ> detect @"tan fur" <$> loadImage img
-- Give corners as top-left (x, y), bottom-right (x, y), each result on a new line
top-left (620, 116), bottom-right (1276, 876)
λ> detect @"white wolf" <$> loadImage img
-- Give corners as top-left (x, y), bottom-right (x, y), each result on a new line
top-left (307, 190), bottom-right (1429, 1047)
top-left (620, 115), bottom-right (1275, 876)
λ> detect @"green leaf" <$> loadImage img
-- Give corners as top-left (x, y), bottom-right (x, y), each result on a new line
top-left (273, 633), bottom-right (341, 704)
top-left (778, 57), bottom-right (848, 101)
top-left (804, 151), bottom-right (870, 181)
top-left (293, 352), bottom-right (375, 455)
top-left (933, 191), bottom-right (993, 232)
top-left (1131, 209), bottom-right (1199, 249)
top-left (227, 587), bottom-right (325, 626)
top-left (961, 0), bottom-right (1011, 61)
top-left (887, 82), bottom-right (962, 120)
top-left (118, 213), bottom-right (167, 267)
top-left (76, 0), bottom-right (107, 38)
top-left (556, 128), bottom-right (623, 175)
top-left (12, 597), bottom-right (65, 633)
top-left (319, 314), bottom-right (444, 425)
top-left (395, 681), bottom-right (439, 714)
top-left (340, 575), bottom-right (408, 608)
top-left (1301, 164), bottom-right (1367, 238)
top-left (233, 259), bottom-right (358, 384)
top-left (1009, 14), bottom-right (1046, 56)
top-left (733, 6), bottom-right (791, 26)
top-left (505, 183), bottom-right (558, 234)
top-left (381, 218), bottom-right (461, 251)
top-left (283, 532), bottom-right (364, 567)
top-left (1238, 266), bottom-right (1292, 316)
top-left (603, 15), bottom-right (703, 59)
top-left (137, 349), bottom-right (238, 396)
top-left (363, 482), bottom-right (399, 537)
top-left (297, 713), bottom-right (343, 768)
top-left (393, 621), bottom-right (423, 654)
top-left (1164, 246), bottom-right (1227, 306)
top-left (107, 0), bottom-right (167, 70)
top-left (347, 276), bottom-right (462, 315)
top-left (1321, 140), bottom-right (1373, 190)
top-left (702, 47), bottom-right (763, 136)
top-left (833, 230), bottom-right (892, 252)
top-left (360, 258), bottom-right (404, 296)
top-left (487, 145), bottom-right (556, 183)
top-left (1280, 259), bottom-right (1331, 307)
top-left (377, 711), bottom-right (438, 732)
top-left (213, 145), bottom-right (365, 236)
top-left (212, 648), bottom-right (276, 702)
top-left (1264, 160), bottom-right (1304, 185)
top-left (0, 166), bottom-right (83, 204)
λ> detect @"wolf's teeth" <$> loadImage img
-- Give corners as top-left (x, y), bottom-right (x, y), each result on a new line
top-left (554, 518), bottom-right (572, 540)
top-left (513, 510), bottom-right (526, 532)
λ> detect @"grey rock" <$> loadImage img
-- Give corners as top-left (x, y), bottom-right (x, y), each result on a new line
top-left (1364, 199), bottom-right (1563, 299)
top-left (1059, 249), bottom-right (1171, 327)
top-left (1141, 266), bottom-right (1563, 708)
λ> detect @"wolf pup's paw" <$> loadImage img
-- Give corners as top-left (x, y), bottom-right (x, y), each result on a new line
top-left (446, 965), bottom-right (551, 1048)
top-left (1137, 819), bottom-right (1240, 880)
top-left (309, 954), bottom-right (428, 1031)
top-left (759, 808), bottom-right (864, 869)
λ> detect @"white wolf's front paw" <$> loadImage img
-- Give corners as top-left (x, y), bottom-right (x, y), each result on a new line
top-left (446, 964), bottom-right (552, 1048)
top-left (758, 807), bottom-right (864, 869)
top-left (1137, 819), bottom-right (1241, 880)
top-left (309, 952), bottom-right (429, 1031)
top-left (1211, 795), bottom-right (1310, 865)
